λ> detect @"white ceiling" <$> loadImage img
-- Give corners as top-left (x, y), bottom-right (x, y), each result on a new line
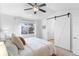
top-left (0, 3), bottom-right (79, 20)
top-left (47, 3), bottom-right (79, 11)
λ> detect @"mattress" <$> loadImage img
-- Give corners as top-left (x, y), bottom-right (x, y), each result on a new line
top-left (19, 37), bottom-right (54, 56)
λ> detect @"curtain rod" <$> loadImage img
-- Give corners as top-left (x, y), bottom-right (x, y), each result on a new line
top-left (47, 13), bottom-right (71, 20)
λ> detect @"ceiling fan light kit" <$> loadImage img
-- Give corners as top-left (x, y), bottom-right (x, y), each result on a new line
top-left (24, 3), bottom-right (46, 14)
top-left (33, 6), bottom-right (39, 12)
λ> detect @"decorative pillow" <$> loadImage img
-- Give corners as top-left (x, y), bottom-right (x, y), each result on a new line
top-left (19, 37), bottom-right (26, 45)
top-left (5, 39), bottom-right (19, 56)
top-left (11, 35), bottom-right (24, 50)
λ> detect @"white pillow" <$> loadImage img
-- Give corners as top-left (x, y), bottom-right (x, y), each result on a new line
top-left (0, 42), bottom-right (8, 56)
top-left (5, 39), bottom-right (19, 56)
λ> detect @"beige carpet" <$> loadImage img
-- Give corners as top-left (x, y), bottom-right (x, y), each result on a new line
top-left (48, 39), bottom-right (77, 56)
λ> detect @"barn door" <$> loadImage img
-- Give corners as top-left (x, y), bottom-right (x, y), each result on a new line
top-left (54, 16), bottom-right (70, 50)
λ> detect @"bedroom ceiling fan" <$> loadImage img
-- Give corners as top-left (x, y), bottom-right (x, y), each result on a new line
top-left (24, 3), bottom-right (46, 14)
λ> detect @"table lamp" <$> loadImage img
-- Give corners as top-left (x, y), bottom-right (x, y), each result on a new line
top-left (0, 42), bottom-right (8, 56)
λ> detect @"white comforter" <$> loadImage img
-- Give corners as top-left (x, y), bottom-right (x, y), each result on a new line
top-left (19, 37), bottom-right (54, 56)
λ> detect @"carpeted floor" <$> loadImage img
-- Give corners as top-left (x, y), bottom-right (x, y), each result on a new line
top-left (52, 46), bottom-right (77, 56)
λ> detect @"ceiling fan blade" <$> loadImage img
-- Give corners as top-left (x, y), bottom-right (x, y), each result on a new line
top-left (39, 3), bottom-right (46, 7)
top-left (24, 8), bottom-right (32, 10)
top-left (39, 9), bottom-right (46, 13)
top-left (28, 3), bottom-right (33, 6)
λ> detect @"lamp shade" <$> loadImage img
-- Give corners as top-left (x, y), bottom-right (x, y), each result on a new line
top-left (0, 42), bottom-right (8, 56)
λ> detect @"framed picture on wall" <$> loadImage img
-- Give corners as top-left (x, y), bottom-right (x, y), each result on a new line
top-left (21, 22), bottom-right (34, 34)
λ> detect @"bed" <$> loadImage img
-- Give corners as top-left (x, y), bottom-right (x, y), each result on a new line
top-left (18, 37), bottom-right (54, 56)
top-left (2, 36), bottom-right (54, 56)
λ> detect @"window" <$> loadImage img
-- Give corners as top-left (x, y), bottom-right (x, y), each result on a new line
top-left (21, 21), bottom-right (35, 35)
